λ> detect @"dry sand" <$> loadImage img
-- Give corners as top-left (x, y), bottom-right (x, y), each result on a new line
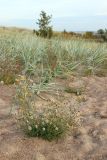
top-left (0, 76), bottom-right (107, 160)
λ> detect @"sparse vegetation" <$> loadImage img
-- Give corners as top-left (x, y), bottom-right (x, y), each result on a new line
top-left (0, 28), bottom-right (107, 84)
top-left (65, 86), bottom-right (84, 95)
top-left (0, 27), bottom-right (107, 142)
top-left (0, 0), bottom-right (107, 156)
top-left (0, 26), bottom-right (107, 160)
top-left (15, 75), bottom-right (79, 141)
top-left (0, 55), bottom-right (24, 84)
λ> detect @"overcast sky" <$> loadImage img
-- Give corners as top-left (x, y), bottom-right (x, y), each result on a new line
top-left (0, 0), bottom-right (107, 31)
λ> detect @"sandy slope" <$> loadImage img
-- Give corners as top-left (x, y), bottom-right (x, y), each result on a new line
top-left (0, 76), bottom-right (107, 160)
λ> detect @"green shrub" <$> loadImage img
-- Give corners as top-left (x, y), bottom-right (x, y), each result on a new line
top-left (24, 108), bottom-right (69, 141)
top-left (97, 29), bottom-right (107, 42)
top-left (0, 73), bottom-right (16, 85)
top-left (15, 76), bottom-right (79, 141)
top-left (65, 87), bottom-right (84, 95)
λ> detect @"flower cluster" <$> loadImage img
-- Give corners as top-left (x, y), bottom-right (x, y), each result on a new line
top-left (15, 75), bottom-right (79, 141)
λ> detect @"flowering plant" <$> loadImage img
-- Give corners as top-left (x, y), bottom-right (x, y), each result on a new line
top-left (15, 75), bottom-right (79, 141)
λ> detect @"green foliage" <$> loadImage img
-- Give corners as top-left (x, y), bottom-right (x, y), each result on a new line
top-left (0, 31), bottom-right (107, 83)
top-left (25, 109), bottom-right (69, 141)
top-left (97, 28), bottom-right (107, 42)
top-left (97, 29), bottom-right (104, 35)
top-left (36, 11), bottom-right (53, 38)
top-left (65, 87), bottom-right (84, 95)
top-left (15, 76), bottom-right (79, 141)
top-left (0, 73), bottom-right (15, 85)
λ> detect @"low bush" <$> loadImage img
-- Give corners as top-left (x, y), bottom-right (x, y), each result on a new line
top-left (0, 56), bottom-right (24, 84)
top-left (65, 87), bottom-right (84, 95)
top-left (15, 75), bottom-right (79, 141)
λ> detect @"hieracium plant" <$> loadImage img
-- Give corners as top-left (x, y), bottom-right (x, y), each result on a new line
top-left (15, 75), bottom-right (79, 141)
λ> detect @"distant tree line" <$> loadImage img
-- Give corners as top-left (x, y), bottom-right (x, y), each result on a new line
top-left (62, 29), bottom-right (107, 42)
top-left (83, 29), bottom-right (107, 42)
top-left (97, 29), bottom-right (107, 42)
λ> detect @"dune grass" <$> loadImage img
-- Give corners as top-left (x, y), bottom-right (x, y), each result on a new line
top-left (0, 29), bottom-right (107, 83)
top-left (0, 28), bottom-right (107, 140)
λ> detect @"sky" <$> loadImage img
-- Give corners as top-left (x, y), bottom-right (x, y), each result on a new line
top-left (0, 0), bottom-right (107, 31)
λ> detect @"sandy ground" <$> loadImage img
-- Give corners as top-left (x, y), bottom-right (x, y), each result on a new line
top-left (0, 76), bottom-right (107, 160)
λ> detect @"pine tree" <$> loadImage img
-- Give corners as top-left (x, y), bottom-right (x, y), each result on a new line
top-left (36, 11), bottom-right (53, 38)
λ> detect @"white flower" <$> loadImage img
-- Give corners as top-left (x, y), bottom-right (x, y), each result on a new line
top-left (42, 128), bottom-right (45, 131)
top-left (28, 126), bottom-right (32, 131)
top-left (55, 127), bottom-right (58, 131)
top-left (26, 120), bottom-right (29, 123)
top-left (1, 81), bottom-right (4, 85)
top-left (45, 119), bottom-right (49, 123)
top-left (35, 125), bottom-right (38, 129)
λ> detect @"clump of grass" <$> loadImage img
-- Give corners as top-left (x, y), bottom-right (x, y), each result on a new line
top-left (0, 56), bottom-right (24, 84)
top-left (0, 73), bottom-right (16, 85)
top-left (0, 32), bottom-right (107, 81)
top-left (15, 75), bottom-right (79, 141)
top-left (24, 106), bottom-right (72, 141)
top-left (76, 95), bottom-right (87, 103)
top-left (65, 86), bottom-right (84, 95)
